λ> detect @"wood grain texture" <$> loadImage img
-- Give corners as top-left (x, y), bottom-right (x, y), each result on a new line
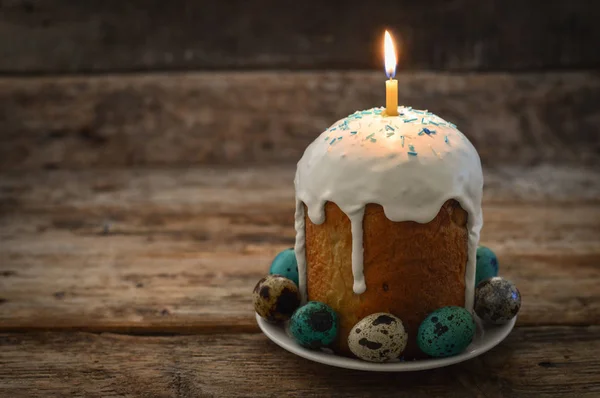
top-left (1, 71), bottom-right (599, 171)
top-left (1, 166), bottom-right (599, 332)
top-left (1, 328), bottom-right (599, 397)
top-left (0, 0), bottom-right (598, 73)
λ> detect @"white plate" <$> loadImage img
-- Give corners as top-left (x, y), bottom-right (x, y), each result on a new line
top-left (256, 312), bottom-right (516, 371)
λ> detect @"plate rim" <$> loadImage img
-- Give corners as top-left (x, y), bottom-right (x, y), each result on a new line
top-left (256, 312), bottom-right (516, 372)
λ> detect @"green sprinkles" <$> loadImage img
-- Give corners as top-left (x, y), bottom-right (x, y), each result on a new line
top-left (370, 138), bottom-right (377, 143)
top-left (386, 132), bottom-right (395, 137)
top-left (350, 131), bottom-right (357, 135)
top-left (401, 136), bottom-right (405, 147)
top-left (365, 133), bottom-right (375, 140)
top-left (385, 125), bottom-right (395, 132)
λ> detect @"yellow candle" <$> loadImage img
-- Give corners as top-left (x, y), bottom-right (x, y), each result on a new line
top-left (386, 79), bottom-right (398, 116)
top-left (384, 30), bottom-right (398, 116)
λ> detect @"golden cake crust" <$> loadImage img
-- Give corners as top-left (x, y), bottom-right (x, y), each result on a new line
top-left (304, 200), bottom-right (468, 358)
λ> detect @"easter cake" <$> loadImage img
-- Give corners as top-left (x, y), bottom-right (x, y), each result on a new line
top-left (293, 106), bottom-right (484, 358)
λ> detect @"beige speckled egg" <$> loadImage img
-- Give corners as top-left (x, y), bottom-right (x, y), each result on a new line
top-left (348, 313), bottom-right (408, 362)
top-left (253, 275), bottom-right (301, 322)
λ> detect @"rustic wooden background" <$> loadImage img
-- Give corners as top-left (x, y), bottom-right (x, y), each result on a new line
top-left (0, 0), bottom-right (598, 170)
top-left (0, 1), bottom-right (599, 397)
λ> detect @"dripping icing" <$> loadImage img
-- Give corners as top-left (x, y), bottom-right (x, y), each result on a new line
top-left (294, 106), bottom-right (483, 310)
top-left (349, 208), bottom-right (366, 294)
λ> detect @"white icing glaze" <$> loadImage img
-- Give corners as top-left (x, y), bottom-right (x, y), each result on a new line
top-left (294, 106), bottom-right (484, 310)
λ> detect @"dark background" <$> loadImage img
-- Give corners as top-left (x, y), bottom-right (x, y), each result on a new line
top-left (0, 0), bottom-right (599, 170)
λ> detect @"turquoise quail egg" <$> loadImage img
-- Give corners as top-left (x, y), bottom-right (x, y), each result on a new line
top-left (417, 306), bottom-right (476, 358)
top-left (289, 301), bottom-right (339, 349)
top-left (269, 248), bottom-right (299, 286)
top-left (475, 245), bottom-right (499, 286)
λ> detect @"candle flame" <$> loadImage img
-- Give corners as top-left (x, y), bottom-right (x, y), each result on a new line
top-left (384, 30), bottom-right (397, 79)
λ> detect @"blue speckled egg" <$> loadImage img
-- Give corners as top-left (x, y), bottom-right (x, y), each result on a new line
top-left (253, 275), bottom-right (301, 322)
top-left (417, 306), bottom-right (476, 358)
top-left (289, 301), bottom-right (339, 349)
top-left (474, 277), bottom-right (521, 325)
top-left (475, 246), bottom-right (499, 286)
top-left (269, 248), bottom-right (299, 286)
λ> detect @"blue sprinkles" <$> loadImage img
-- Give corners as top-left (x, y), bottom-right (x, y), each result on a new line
top-left (418, 128), bottom-right (436, 136)
top-left (350, 131), bottom-right (357, 135)
top-left (329, 138), bottom-right (336, 144)
top-left (404, 118), bottom-right (418, 123)
top-left (408, 144), bottom-right (418, 156)
top-left (444, 135), bottom-right (449, 144)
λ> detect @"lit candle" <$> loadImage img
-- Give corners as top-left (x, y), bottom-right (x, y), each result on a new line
top-left (384, 30), bottom-right (398, 116)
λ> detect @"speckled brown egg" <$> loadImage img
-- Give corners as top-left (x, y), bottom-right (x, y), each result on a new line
top-left (253, 275), bottom-right (301, 322)
top-left (347, 313), bottom-right (408, 362)
top-left (474, 277), bottom-right (521, 325)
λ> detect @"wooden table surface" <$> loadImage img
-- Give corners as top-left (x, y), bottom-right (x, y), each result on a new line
top-left (1, 164), bottom-right (599, 397)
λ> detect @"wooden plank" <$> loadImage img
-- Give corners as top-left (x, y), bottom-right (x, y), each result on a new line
top-left (0, 327), bottom-right (599, 397)
top-left (0, 0), bottom-right (598, 73)
top-left (1, 167), bottom-right (599, 332)
top-left (1, 71), bottom-right (599, 171)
